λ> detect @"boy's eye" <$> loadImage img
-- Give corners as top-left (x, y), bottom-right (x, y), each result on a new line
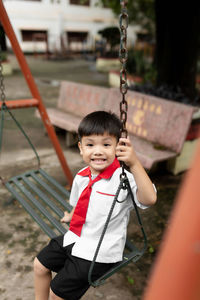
top-left (86, 144), bottom-right (93, 147)
top-left (104, 143), bottom-right (111, 147)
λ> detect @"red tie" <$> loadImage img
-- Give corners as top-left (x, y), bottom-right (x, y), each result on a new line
top-left (69, 157), bottom-right (120, 236)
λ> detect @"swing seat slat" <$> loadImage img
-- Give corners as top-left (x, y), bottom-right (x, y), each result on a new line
top-left (91, 244), bottom-right (146, 287)
top-left (5, 169), bottom-right (72, 238)
top-left (95, 249), bottom-right (145, 287)
top-left (5, 180), bottom-right (57, 238)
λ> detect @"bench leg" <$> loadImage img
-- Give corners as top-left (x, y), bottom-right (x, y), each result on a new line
top-left (65, 132), bottom-right (78, 147)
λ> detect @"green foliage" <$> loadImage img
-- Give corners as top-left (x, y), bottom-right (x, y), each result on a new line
top-left (126, 275), bottom-right (135, 285)
top-left (143, 63), bottom-right (157, 84)
top-left (98, 27), bottom-right (120, 51)
top-left (0, 51), bottom-right (7, 62)
top-left (99, 1), bottom-right (156, 81)
top-left (74, 0), bottom-right (89, 5)
top-left (100, 0), bottom-right (155, 35)
top-left (126, 49), bottom-right (157, 84)
top-left (127, 49), bottom-right (145, 75)
top-left (148, 245), bottom-right (155, 253)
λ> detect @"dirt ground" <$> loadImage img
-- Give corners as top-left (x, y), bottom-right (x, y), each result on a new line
top-left (0, 54), bottom-right (184, 300)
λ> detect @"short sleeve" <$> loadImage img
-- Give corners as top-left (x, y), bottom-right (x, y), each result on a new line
top-left (69, 176), bottom-right (79, 207)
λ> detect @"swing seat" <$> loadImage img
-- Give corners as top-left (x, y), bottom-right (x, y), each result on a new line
top-left (92, 240), bottom-right (147, 287)
top-left (5, 169), bottom-right (145, 257)
top-left (5, 168), bottom-right (146, 287)
top-left (5, 168), bottom-right (72, 238)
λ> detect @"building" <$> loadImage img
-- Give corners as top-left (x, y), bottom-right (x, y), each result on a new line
top-left (3, 0), bottom-right (138, 54)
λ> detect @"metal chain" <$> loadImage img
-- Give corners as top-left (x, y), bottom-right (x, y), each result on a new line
top-left (0, 48), bottom-right (6, 103)
top-left (119, 0), bottom-right (128, 138)
top-left (119, 0), bottom-right (129, 176)
top-left (0, 47), bottom-right (6, 183)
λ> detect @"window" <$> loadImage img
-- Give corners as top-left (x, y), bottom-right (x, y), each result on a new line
top-left (70, 0), bottom-right (90, 6)
top-left (21, 30), bottom-right (47, 42)
top-left (67, 31), bottom-right (88, 51)
top-left (67, 31), bottom-right (88, 43)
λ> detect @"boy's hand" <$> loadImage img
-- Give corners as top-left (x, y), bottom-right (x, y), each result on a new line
top-left (60, 211), bottom-right (72, 223)
top-left (116, 137), bottom-right (138, 168)
top-left (117, 137), bottom-right (157, 206)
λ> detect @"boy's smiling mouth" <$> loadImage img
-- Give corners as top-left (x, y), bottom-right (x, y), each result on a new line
top-left (91, 158), bottom-right (106, 163)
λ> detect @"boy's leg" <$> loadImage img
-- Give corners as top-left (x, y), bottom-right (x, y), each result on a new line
top-left (34, 257), bottom-right (52, 300)
top-left (34, 236), bottom-right (68, 299)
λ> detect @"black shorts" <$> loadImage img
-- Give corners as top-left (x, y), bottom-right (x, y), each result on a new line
top-left (37, 235), bottom-right (117, 300)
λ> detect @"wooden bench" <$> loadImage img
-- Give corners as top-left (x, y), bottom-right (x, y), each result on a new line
top-left (105, 88), bottom-right (196, 170)
top-left (36, 81), bottom-right (196, 171)
top-left (37, 80), bottom-right (109, 145)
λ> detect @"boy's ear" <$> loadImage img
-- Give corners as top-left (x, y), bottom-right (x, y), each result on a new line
top-left (78, 141), bottom-right (83, 155)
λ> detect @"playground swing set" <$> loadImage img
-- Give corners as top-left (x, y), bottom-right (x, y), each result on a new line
top-left (0, 0), bottom-right (148, 287)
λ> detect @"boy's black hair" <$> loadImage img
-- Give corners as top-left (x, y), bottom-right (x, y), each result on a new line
top-left (78, 111), bottom-right (122, 141)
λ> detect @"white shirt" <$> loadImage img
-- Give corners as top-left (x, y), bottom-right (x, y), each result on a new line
top-left (63, 167), bottom-right (148, 263)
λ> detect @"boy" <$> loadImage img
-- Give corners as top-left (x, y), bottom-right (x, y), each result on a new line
top-left (34, 111), bottom-right (157, 300)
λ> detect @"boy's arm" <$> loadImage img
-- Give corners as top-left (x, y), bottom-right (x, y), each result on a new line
top-left (116, 137), bottom-right (157, 206)
top-left (61, 207), bottom-right (75, 223)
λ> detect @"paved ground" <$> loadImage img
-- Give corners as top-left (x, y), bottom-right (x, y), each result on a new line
top-left (0, 54), bottom-right (183, 300)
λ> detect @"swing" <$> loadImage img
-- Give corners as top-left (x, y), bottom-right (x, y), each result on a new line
top-left (0, 0), bottom-right (147, 287)
top-left (0, 102), bottom-right (72, 238)
top-left (88, 0), bottom-right (147, 286)
top-left (88, 175), bottom-right (148, 287)
top-left (0, 0), bottom-right (73, 238)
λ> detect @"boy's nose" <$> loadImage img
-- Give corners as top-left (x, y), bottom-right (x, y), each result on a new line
top-left (93, 146), bottom-right (103, 155)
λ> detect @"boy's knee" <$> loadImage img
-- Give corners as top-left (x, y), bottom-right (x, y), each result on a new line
top-left (34, 257), bottom-right (50, 276)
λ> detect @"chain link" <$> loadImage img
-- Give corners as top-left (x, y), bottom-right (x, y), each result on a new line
top-left (0, 49), bottom-right (6, 103)
top-left (119, 0), bottom-right (128, 139)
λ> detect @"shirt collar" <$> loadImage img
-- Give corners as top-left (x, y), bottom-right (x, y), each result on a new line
top-left (78, 157), bottom-right (120, 179)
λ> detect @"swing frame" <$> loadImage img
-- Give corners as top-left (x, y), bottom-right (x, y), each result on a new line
top-left (0, 0), bottom-right (73, 186)
top-left (0, 103), bottom-right (72, 238)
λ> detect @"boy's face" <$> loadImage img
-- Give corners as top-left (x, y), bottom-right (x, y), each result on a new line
top-left (78, 133), bottom-right (118, 175)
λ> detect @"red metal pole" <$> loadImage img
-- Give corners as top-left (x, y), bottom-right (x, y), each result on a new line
top-left (143, 137), bottom-right (200, 300)
top-left (0, 99), bottom-right (39, 109)
top-left (0, 0), bottom-right (73, 186)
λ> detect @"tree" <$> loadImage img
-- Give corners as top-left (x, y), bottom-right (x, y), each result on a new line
top-left (98, 27), bottom-right (120, 56)
top-left (155, 1), bottom-right (200, 101)
top-left (100, 0), bottom-right (200, 103)
top-left (101, 0), bottom-right (155, 36)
